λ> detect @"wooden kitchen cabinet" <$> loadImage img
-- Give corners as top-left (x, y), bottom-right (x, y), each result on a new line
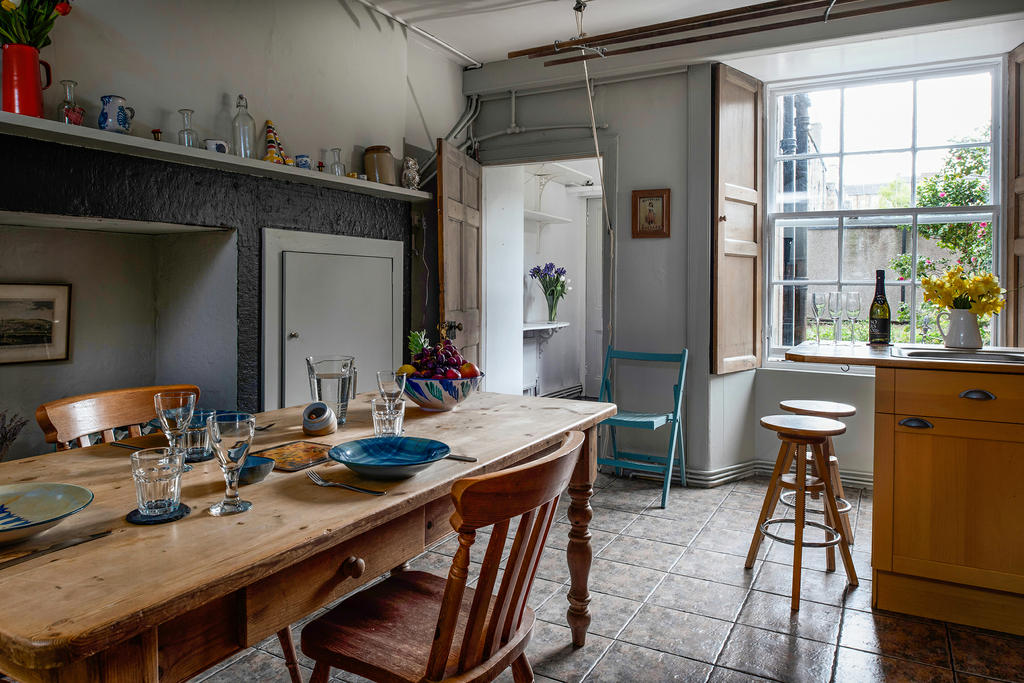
top-left (874, 367), bottom-right (1024, 634)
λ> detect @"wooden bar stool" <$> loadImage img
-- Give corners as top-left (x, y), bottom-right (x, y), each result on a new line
top-left (778, 400), bottom-right (856, 547)
top-left (745, 414), bottom-right (858, 610)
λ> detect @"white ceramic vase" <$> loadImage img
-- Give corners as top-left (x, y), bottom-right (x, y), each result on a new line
top-left (937, 309), bottom-right (983, 349)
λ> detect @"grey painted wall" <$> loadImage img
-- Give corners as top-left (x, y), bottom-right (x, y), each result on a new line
top-left (153, 232), bottom-right (238, 412)
top-left (0, 227), bottom-right (158, 459)
top-left (475, 72), bottom-right (690, 460)
top-left (39, 0), bottom-right (466, 170)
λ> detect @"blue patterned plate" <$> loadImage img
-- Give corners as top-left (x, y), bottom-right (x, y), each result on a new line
top-left (328, 437), bottom-right (451, 479)
top-left (0, 483), bottom-right (94, 546)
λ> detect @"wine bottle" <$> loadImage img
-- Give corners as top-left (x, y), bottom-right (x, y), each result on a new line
top-left (868, 269), bottom-right (891, 345)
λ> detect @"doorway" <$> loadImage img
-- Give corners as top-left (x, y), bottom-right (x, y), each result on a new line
top-left (481, 157), bottom-right (604, 399)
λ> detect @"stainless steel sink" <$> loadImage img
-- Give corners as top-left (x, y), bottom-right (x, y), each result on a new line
top-left (891, 345), bottom-right (1024, 364)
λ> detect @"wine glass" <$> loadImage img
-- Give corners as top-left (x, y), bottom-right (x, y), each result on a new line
top-left (154, 391), bottom-right (196, 472)
top-left (827, 291), bottom-right (844, 345)
top-left (845, 292), bottom-right (863, 346)
top-left (207, 412), bottom-right (256, 516)
top-left (811, 292), bottom-right (827, 344)
top-left (376, 370), bottom-right (407, 406)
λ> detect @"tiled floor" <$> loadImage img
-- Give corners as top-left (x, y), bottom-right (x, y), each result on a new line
top-left (119, 475), bottom-right (1024, 681)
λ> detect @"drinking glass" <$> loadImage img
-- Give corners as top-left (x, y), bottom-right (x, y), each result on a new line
top-left (177, 108), bottom-right (199, 148)
top-left (154, 391), bottom-right (196, 472)
top-left (827, 291), bottom-right (844, 345)
top-left (811, 292), bottom-right (827, 344)
top-left (371, 398), bottom-right (404, 437)
top-left (183, 409), bottom-right (216, 462)
top-left (130, 447), bottom-right (184, 516)
top-left (376, 370), bottom-right (407, 406)
top-left (207, 412), bottom-right (256, 516)
top-left (845, 292), bottom-right (863, 346)
top-left (307, 355), bottom-right (357, 425)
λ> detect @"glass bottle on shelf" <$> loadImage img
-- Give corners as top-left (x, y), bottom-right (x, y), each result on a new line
top-left (330, 147), bottom-right (346, 176)
top-left (177, 108), bottom-right (199, 148)
top-left (232, 94), bottom-right (256, 158)
top-left (57, 79), bottom-right (85, 125)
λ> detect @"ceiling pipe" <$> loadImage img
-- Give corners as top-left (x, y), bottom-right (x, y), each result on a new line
top-left (349, 0), bottom-right (482, 68)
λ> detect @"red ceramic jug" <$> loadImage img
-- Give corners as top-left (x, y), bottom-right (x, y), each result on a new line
top-left (1, 44), bottom-right (52, 117)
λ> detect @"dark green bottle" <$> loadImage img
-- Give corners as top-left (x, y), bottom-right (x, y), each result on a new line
top-left (868, 269), bottom-right (891, 345)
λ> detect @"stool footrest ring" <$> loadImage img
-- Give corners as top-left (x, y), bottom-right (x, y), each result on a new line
top-left (779, 491), bottom-right (852, 516)
top-left (760, 518), bottom-right (841, 548)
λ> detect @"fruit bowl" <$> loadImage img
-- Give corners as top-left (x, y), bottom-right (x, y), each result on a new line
top-left (403, 374), bottom-right (485, 411)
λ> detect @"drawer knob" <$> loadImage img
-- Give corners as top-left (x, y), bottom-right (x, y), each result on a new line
top-left (959, 389), bottom-right (996, 401)
top-left (899, 417), bottom-right (934, 429)
top-left (340, 556), bottom-right (365, 579)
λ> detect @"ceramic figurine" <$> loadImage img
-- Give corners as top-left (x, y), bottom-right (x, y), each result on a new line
top-left (151, 129), bottom-right (162, 141)
top-left (262, 120), bottom-right (291, 165)
top-left (401, 156), bottom-right (420, 190)
top-left (98, 95), bottom-right (135, 134)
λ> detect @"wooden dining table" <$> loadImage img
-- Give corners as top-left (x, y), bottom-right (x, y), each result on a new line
top-left (0, 392), bottom-right (615, 682)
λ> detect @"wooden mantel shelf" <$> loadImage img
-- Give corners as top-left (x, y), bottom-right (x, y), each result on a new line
top-left (0, 112), bottom-right (433, 203)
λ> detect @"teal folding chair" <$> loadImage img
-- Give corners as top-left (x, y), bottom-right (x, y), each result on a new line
top-left (597, 346), bottom-right (688, 508)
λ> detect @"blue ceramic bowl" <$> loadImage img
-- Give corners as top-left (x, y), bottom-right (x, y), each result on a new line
top-left (329, 437), bottom-right (450, 479)
top-left (403, 374), bottom-right (484, 412)
top-left (0, 483), bottom-right (94, 546)
top-left (239, 455), bottom-right (275, 485)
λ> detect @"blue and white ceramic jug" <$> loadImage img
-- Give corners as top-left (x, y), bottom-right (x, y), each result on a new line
top-left (98, 95), bottom-right (135, 134)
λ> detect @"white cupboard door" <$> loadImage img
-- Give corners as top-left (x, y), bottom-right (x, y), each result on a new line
top-left (281, 251), bottom-right (396, 408)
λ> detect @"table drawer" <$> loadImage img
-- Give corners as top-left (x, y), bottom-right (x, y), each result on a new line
top-left (243, 510), bottom-right (423, 645)
top-left (893, 369), bottom-right (1024, 424)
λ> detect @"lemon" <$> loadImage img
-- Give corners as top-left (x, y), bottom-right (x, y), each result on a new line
top-left (397, 364), bottom-right (417, 376)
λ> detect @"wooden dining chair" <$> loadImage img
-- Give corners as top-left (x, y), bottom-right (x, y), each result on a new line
top-left (299, 431), bottom-right (586, 683)
top-left (35, 384), bottom-right (200, 450)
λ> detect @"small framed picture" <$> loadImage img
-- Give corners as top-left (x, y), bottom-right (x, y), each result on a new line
top-left (632, 189), bottom-right (671, 239)
top-left (0, 284), bottom-right (71, 365)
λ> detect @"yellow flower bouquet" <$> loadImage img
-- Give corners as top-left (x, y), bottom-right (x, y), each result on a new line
top-left (920, 266), bottom-right (1005, 316)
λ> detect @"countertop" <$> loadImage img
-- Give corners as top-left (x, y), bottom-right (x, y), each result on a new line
top-left (784, 341), bottom-right (1024, 375)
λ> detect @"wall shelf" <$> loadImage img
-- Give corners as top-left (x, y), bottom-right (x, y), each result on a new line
top-left (523, 321), bottom-right (570, 333)
top-left (521, 162), bottom-right (594, 187)
top-left (0, 112), bottom-right (433, 204)
top-left (523, 209), bottom-right (572, 225)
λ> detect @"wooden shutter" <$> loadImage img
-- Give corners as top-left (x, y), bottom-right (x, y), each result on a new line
top-left (437, 139), bottom-right (482, 363)
top-left (1006, 43), bottom-right (1024, 346)
top-left (712, 64), bottom-right (764, 374)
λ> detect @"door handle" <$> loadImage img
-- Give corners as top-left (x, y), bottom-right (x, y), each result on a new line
top-left (287, 331), bottom-right (299, 339)
top-left (898, 417), bottom-right (933, 429)
top-left (440, 320), bottom-right (463, 340)
top-left (959, 389), bottom-right (996, 401)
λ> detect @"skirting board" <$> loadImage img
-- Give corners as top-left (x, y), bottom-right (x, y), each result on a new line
top-left (600, 459), bottom-right (873, 490)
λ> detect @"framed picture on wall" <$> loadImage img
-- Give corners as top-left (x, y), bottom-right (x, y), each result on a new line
top-left (631, 189), bottom-right (671, 238)
top-left (0, 284), bottom-right (71, 365)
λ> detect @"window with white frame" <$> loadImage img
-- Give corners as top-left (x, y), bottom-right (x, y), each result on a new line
top-left (765, 62), bottom-right (1001, 357)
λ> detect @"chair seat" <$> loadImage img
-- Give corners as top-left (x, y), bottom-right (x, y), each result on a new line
top-left (301, 571), bottom-right (534, 683)
top-left (779, 399), bottom-right (856, 419)
top-left (602, 411), bottom-right (672, 430)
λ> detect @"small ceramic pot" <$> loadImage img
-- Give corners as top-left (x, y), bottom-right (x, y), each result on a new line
top-left (302, 402), bottom-right (337, 436)
top-left (98, 95), bottom-right (134, 134)
top-left (363, 145), bottom-right (396, 185)
top-left (204, 139), bottom-right (229, 153)
top-left (937, 309), bottom-right (983, 349)
top-left (295, 154), bottom-right (312, 170)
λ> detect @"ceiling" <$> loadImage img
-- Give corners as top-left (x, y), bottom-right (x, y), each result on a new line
top-left (373, 0), bottom-right (756, 64)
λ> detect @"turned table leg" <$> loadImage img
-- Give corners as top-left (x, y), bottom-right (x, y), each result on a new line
top-left (566, 425), bottom-right (597, 647)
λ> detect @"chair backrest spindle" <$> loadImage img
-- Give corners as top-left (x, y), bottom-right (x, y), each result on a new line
top-left (425, 431), bottom-right (585, 680)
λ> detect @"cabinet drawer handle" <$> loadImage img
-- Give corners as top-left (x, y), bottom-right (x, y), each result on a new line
top-left (959, 389), bottom-right (996, 401)
top-left (899, 417), bottom-right (933, 429)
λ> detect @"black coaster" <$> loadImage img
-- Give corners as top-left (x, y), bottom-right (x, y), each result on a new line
top-left (126, 503), bottom-right (191, 525)
top-left (185, 452), bottom-right (215, 463)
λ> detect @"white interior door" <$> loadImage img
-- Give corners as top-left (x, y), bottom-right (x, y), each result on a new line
top-left (281, 251), bottom-right (395, 409)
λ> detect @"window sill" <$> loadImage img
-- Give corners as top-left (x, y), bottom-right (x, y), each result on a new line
top-left (762, 358), bottom-right (876, 377)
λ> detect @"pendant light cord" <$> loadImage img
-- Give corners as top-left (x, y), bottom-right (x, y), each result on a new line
top-left (576, 5), bottom-right (616, 348)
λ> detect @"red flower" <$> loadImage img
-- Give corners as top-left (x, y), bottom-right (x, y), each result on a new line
top-left (54, 1), bottom-right (71, 15)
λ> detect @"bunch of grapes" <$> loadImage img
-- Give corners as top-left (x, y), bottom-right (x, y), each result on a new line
top-left (411, 338), bottom-right (466, 380)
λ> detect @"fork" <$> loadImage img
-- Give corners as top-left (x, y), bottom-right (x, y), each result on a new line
top-left (306, 470), bottom-right (387, 496)
top-left (254, 423), bottom-right (276, 432)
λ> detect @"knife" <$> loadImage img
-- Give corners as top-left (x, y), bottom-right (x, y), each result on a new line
top-left (445, 454), bottom-right (478, 462)
top-left (0, 530), bottom-right (112, 571)
top-left (109, 442), bottom-right (141, 450)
